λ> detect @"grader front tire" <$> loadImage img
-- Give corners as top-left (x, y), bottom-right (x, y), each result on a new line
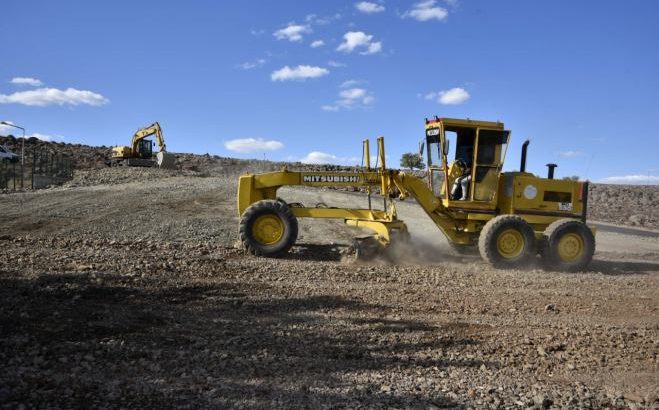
top-left (479, 215), bottom-right (535, 268)
top-left (239, 200), bottom-right (298, 257)
top-left (541, 219), bottom-right (594, 272)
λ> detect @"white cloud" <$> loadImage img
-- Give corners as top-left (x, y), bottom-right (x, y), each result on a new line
top-left (439, 88), bottom-right (469, 104)
top-left (339, 88), bottom-right (367, 100)
top-left (0, 87), bottom-right (109, 107)
top-left (559, 150), bottom-right (583, 158)
top-left (305, 14), bottom-right (336, 26)
top-left (224, 138), bottom-right (284, 154)
top-left (10, 77), bottom-right (43, 87)
top-left (250, 29), bottom-right (265, 36)
top-left (362, 95), bottom-right (375, 105)
top-left (323, 87), bottom-right (375, 111)
top-left (0, 123), bottom-right (62, 141)
top-left (273, 23), bottom-right (311, 42)
top-left (337, 31), bottom-right (383, 55)
top-left (271, 65), bottom-right (329, 82)
top-left (425, 87), bottom-right (470, 105)
top-left (403, 0), bottom-right (448, 22)
top-left (365, 42), bottom-right (382, 54)
top-left (328, 60), bottom-right (347, 68)
top-left (340, 79), bottom-right (362, 88)
top-left (238, 59), bottom-right (266, 70)
top-left (301, 151), bottom-right (359, 165)
top-left (0, 122), bottom-right (16, 135)
top-left (599, 175), bottom-right (659, 185)
top-left (301, 151), bottom-right (339, 164)
top-left (355, 2), bottom-right (386, 14)
top-left (310, 40), bottom-right (325, 48)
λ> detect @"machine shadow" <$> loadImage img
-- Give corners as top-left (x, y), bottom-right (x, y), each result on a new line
top-left (288, 243), bottom-right (350, 262)
top-left (0, 272), bottom-right (487, 408)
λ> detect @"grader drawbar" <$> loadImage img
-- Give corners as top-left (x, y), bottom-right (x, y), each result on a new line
top-left (237, 117), bottom-right (596, 271)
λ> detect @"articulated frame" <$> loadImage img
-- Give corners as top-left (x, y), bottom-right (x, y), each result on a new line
top-left (237, 137), bottom-right (480, 246)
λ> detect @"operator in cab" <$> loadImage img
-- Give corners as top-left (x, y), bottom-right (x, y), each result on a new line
top-left (450, 146), bottom-right (473, 201)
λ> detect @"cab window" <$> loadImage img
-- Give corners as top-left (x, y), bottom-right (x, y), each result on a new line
top-left (444, 126), bottom-right (475, 168)
top-left (477, 129), bottom-right (507, 165)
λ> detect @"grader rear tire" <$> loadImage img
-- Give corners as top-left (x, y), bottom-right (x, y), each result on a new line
top-left (541, 219), bottom-right (595, 272)
top-left (478, 215), bottom-right (535, 268)
top-left (239, 200), bottom-right (298, 257)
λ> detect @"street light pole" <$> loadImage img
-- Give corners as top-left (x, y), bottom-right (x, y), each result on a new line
top-left (0, 121), bottom-right (26, 165)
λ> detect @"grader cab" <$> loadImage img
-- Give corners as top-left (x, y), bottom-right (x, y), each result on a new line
top-left (237, 117), bottom-right (595, 271)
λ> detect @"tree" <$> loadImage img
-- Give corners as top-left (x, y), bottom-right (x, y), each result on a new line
top-left (400, 152), bottom-right (425, 170)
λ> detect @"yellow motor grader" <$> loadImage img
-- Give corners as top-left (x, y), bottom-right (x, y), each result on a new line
top-left (237, 117), bottom-right (595, 271)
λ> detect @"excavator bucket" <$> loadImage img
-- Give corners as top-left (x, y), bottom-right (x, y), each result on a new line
top-left (156, 151), bottom-right (176, 169)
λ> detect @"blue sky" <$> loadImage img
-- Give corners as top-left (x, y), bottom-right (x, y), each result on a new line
top-left (1, 0), bottom-right (658, 184)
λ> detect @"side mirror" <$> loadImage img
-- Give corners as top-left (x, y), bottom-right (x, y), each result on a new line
top-left (443, 139), bottom-right (450, 156)
top-left (418, 141), bottom-right (425, 158)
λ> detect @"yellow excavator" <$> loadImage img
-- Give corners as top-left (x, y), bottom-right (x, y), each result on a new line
top-left (237, 117), bottom-right (596, 271)
top-left (110, 122), bottom-right (176, 168)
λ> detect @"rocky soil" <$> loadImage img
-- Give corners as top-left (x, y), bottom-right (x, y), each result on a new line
top-left (588, 184), bottom-right (658, 229)
top-left (0, 168), bottom-right (657, 409)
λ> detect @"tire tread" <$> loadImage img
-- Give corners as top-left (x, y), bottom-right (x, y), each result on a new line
top-left (541, 219), bottom-right (595, 272)
top-left (239, 199), bottom-right (298, 257)
top-left (478, 215), bottom-right (535, 268)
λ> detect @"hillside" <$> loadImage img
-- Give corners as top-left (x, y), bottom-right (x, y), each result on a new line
top-left (1, 135), bottom-right (657, 229)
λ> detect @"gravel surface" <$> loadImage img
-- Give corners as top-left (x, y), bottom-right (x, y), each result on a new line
top-left (1, 168), bottom-right (658, 409)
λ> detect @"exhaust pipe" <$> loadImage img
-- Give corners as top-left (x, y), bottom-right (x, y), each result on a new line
top-left (546, 163), bottom-right (557, 179)
top-left (520, 140), bottom-right (530, 172)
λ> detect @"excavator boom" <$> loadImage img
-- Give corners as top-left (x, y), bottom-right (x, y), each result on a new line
top-left (131, 122), bottom-right (166, 154)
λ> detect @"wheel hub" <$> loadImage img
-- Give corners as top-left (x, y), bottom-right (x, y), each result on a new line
top-left (252, 214), bottom-right (284, 245)
top-left (497, 229), bottom-right (524, 258)
top-left (557, 233), bottom-right (584, 261)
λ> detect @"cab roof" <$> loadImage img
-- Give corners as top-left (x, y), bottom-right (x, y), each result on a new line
top-left (425, 117), bottom-right (504, 130)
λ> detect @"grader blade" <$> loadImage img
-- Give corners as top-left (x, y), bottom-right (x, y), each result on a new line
top-left (349, 235), bottom-right (385, 262)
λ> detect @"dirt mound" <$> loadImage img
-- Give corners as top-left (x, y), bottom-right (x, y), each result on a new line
top-left (63, 167), bottom-right (198, 187)
top-left (589, 184), bottom-right (658, 229)
top-left (0, 135), bottom-right (111, 170)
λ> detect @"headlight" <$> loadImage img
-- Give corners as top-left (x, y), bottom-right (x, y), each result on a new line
top-left (426, 128), bottom-right (440, 137)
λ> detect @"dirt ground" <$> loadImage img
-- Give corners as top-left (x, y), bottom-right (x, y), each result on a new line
top-left (1, 168), bottom-right (657, 409)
